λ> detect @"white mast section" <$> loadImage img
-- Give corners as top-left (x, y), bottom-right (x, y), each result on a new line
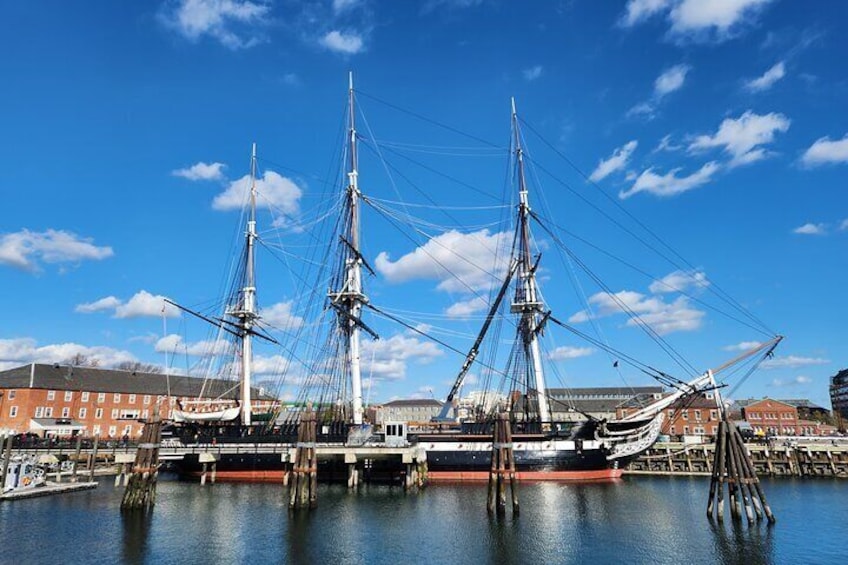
top-left (510, 98), bottom-right (550, 424)
top-left (230, 142), bottom-right (259, 426)
top-left (329, 73), bottom-right (367, 425)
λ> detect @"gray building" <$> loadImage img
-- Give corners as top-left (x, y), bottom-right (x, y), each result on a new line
top-left (374, 399), bottom-right (444, 425)
top-left (547, 386), bottom-right (664, 422)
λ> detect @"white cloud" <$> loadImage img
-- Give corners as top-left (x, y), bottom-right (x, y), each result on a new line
top-left (621, 0), bottom-right (775, 42)
top-left (841, 219), bottom-right (848, 231)
top-left (569, 290), bottom-right (704, 335)
top-left (260, 300), bottom-right (305, 330)
top-left (445, 296), bottom-right (487, 318)
top-left (801, 134), bottom-right (848, 167)
top-left (620, 161), bottom-right (720, 199)
top-left (161, 0), bottom-right (270, 49)
top-left (212, 170), bottom-right (303, 215)
top-left (155, 334), bottom-right (230, 357)
top-left (589, 140), bottom-right (639, 182)
top-left (771, 375), bottom-right (813, 387)
top-left (619, 0), bottom-right (671, 27)
top-left (649, 270), bottom-right (709, 294)
top-left (655, 134), bottom-right (682, 152)
top-left (0, 337), bottom-right (137, 370)
top-left (115, 291), bottom-right (181, 319)
top-left (75, 296), bottom-right (122, 314)
top-left (761, 355), bottom-right (829, 370)
top-left (523, 65), bottom-right (543, 81)
top-left (792, 223), bottom-right (826, 236)
top-left (548, 346), bottom-right (594, 361)
top-left (375, 229), bottom-right (511, 293)
top-left (172, 161), bottom-right (226, 181)
top-left (744, 61), bottom-right (786, 92)
top-left (723, 340), bottom-right (763, 352)
top-left (332, 0), bottom-right (362, 13)
top-left (628, 64), bottom-right (690, 119)
top-left (655, 64), bottom-right (690, 97)
top-left (361, 332), bottom-right (443, 380)
top-left (0, 229), bottom-right (113, 272)
top-left (688, 111), bottom-right (790, 167)
top-left (320, 30), bottom-right (364, 54)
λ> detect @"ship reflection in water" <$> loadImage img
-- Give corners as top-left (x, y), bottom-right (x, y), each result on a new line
top-left (4, 476), bottom-right (843, 564)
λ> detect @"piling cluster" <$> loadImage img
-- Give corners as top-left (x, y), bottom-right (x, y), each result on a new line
top-left (707, 419), bottom-right (775, 524)
top-left (289, 407), bottom-right (318, 510)
top-left (120, 406), bottom-right (162, 511)
top-left (487, 412), bottom-right (519, 516)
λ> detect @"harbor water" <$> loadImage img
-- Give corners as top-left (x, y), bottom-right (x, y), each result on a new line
top-left (2, 475), bottom-right (845, 564)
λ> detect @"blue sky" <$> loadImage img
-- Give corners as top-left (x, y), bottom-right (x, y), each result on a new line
top-left (1, 0), bottom-right (846, 409)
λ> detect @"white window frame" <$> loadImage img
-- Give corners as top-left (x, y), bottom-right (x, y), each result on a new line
top-left (98, 393), bottom-right (106, 403)
top-left (64, 391), bottom-right (73, 401)
top-left (61, 407), bottom-right (70, 418)
top-left (9, 406), bottom-right (18, 418)
top-left (111, 409), bottom-right (119, 419)
top-left (45, 407), bottom-right (54, 417)
top-left (81, 391), bottom-right (90, 402)
top-left (114, 393), bottom-right (121, 403)
top-left (95, 408), bottom-right (103, 419)
top-left (143, 395), bottom-right (151, 405)
top-left (128, 394), bottom-right (136, 404)
top-left (47, 390), bottom-right (56, 400)
top-left (79, 407), bottom-right (87, 419)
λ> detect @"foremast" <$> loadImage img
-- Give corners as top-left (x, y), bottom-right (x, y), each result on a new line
top-left (227, 143), bottom-right (260, 426)
top-left (510, 99), bottom-right (551, 424)
top-left (328, 73), bottom-right (368, 425)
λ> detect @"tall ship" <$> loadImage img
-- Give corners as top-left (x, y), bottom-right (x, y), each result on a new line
top-left (167, 75), bottom-right (781, 482)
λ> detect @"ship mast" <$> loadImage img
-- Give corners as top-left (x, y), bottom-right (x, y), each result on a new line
top-left (228, 143), bottom-right (259, 426)
top-left (329, 73), bottom-right (368, 425)
top-left (509, 98), bottom-right (550, 424)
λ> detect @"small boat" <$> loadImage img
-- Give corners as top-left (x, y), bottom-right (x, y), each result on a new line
top-left (3, 455), bottom-right (46, 494)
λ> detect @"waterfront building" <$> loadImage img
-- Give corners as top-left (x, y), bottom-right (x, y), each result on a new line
top-left (617, 392), bottom-right (721, 439)
top-left (0, 363), bottom-right (275, 438)
top-left (737, 398), bottom-right (799, 436)
top-left (831, 368), bottom-right (848, 429)
top-left (548, 386), bottom-right (664, 422)
top-left (374, 399), bottom-right (444, 425)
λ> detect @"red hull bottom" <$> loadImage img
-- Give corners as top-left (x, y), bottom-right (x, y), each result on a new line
top-left (426, 468), bottom-right (622, 482)
top-left (186, 470), bottom-right (287, 483)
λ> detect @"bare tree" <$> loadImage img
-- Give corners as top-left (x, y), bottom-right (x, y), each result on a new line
top-left (115, 361), bottom-right (162, 374)
top-left (62, 353), bottom-right (100, 367)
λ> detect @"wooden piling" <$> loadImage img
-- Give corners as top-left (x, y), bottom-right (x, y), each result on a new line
top-left (707, 418), bottom-right (775, 524)
top-left (72, 436), bottom-right (83, 482)
top-left (120, 406), bottom-right (162, 511)
top-left (1, 435), bottom-right (12, 488)
top-left (487, 412), bottom-right (518, 516)
top-left (289, 405), bottom-right (318, 510)
top-left (89, 437), bottom-right (99, 482)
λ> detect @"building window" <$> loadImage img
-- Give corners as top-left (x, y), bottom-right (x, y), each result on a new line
top-left (8, 390), bottom-right (15, 399)
top-left (129, 394), bottom-right (136, 404)
top-left (111, 409), bottom-right (119, 419)
top-left (711, 426), bottom-right (717, 435)
top-left (82, 391), bottom-right (90, 402)
top-left (682, 412), bottom-right (688, 421)
top-left (108, 426), bottom-right (117, 437)
top-left (142, 410), bottom-right (149, 419)
top-left (710, 410), bottom-right (717, 419)
top-left (120, 409), bottom-right (140, 419)
top-left (143, 395), bottom-right (151, 405)
top-left (64, 391), bottom-right (73, 401)
top-left (683, 426), bottom-right (690, 434)
top-left (9, 406), bottom-right (17, 418)
top-left (93, 425), bottom-right (101, 435)
top-left (95, 408), bottom-right (103, 419)
top-left (694, 410), bottom-right (702, 421)
top-left (114, 393), bottom-right (121, 403)
top-left (98, 393), bottom-right (106, 403)
top-left (47, 390), bottom-right (56, 400)
top-left (62, 407), bottom-right (70, 418)
top-left (45, 407), bottom-right (53, 417)
top-left (79, 408), bottom-right (87, 419)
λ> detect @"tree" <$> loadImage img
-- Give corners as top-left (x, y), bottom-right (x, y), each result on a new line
top-left (115, 361), bottom-right (162, 374)
top-left (62, 353), bottom-right (100, 367)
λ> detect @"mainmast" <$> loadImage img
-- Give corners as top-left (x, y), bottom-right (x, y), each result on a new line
top-left (329, 73), bottom-right (368, 425)
top-left (228, 143), bottom-right (260, 426)
top-left (509, 98), bottom-right (551, 424)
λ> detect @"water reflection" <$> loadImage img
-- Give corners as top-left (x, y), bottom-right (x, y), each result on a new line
top-left (120, 509), bottom-right (153, 565)
top-left (709, 519), bottom-right (774, 565)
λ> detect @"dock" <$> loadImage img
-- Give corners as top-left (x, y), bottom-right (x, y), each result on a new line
top-left (625, 441), bottom-right (848, 478)
top-left (1, 481), bottom-right (98, 501)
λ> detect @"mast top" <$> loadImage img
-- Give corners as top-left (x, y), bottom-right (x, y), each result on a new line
top-left (511, 96), bottom-right (517, 118)
top-left (349, 71), bottom-right (354, 91)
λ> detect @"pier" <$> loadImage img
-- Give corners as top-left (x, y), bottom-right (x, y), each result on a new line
top-left (625, 440), bottom-right (848, 478)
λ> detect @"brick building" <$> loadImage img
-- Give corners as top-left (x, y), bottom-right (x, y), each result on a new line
top-left (738, 398), bottom-right (798, 436)
top-left (0, 363), bottom-right (275, 438)
top-left (617, 392), bottom-right (722, 439)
